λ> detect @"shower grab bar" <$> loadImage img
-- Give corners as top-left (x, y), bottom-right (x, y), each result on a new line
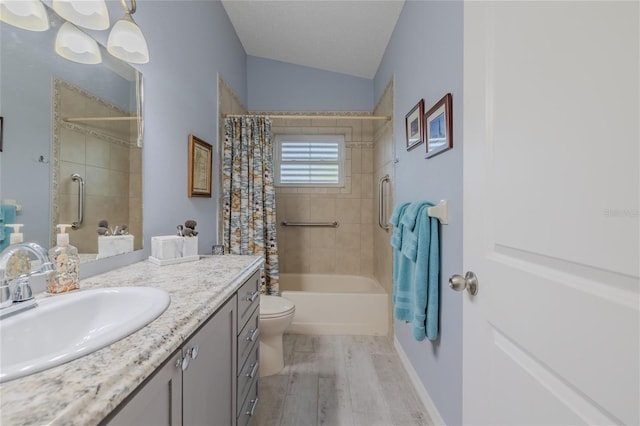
top-left (378, 174), bottom-right (390, 231)
top-left (280, 221), bottom-right (339, 228)
top-left (71, 173), bottom-right (85, 230)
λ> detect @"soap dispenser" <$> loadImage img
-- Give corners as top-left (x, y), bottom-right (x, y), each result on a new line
top-left (48, 224), bottom-right (80, 294)
top-left (5, 224), bottom-right (31, 280)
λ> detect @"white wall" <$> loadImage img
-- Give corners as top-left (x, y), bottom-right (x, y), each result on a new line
top-left (374, 1), bottom-right (464, 424)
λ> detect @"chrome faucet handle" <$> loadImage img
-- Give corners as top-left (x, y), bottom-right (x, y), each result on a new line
top-left (12, 276), bottom-right (34, 302)
top-left (0, 284), bottom-right (11, 308)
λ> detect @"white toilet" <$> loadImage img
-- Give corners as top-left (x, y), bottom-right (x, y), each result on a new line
top-left (259, 295), bottom-right (295, 377)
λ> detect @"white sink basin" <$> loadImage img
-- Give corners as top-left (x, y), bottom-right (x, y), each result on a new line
top-left (0, 287), bottom-right (170, 383)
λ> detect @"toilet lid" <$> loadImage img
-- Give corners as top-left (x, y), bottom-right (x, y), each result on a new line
top-left (260, 295), bottom-right (295, 318)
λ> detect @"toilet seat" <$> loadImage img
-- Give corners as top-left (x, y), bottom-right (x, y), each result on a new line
top-left (260, 295), bottom-right (295, 319)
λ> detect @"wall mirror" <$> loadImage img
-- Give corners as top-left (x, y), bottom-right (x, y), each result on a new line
top-left (0, 6), bottom-right (144, 263)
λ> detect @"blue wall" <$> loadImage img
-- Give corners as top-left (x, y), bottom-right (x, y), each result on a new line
top-left (130, 0), bottom-right (246, 255)
top-left (375, 1), bottom-right (464, 424)
top-left (0, 15), bottom-right (136, 248)
top-left (1, 0), bottom-right (246, 262)
top-left (247, 56), bottom-right (373, 112)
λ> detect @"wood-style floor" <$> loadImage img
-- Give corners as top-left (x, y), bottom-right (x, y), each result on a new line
top-left (253, 334), bottom-right (433, 426)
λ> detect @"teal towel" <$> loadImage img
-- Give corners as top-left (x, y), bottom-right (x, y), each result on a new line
top-left (391, 202), bottom-right (440, 341)
top-left (390, 203), bottom-right (410, 250)
top-left (425, 217), bottom-right (440, 341)
top-left (390, 202), bottom-right (409, 227)
top-left (400, 201), bottom-right (432, 261)
top-left (400, 201), bottom-right (425, 231)
top-left (393, 202), bottom-right (431, 322)
top-left (0, 205), bottom-right (17, 252)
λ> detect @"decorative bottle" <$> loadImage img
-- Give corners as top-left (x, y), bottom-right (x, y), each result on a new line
top-left (48, 224), bottom-right (80, 294)
top-left (5, 224), bottom-right (31, 280)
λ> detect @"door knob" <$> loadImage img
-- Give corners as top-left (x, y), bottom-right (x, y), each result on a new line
top-left (449, 271), bottom-right (478, 296)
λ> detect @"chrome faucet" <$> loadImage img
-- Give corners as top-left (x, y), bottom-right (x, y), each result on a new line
top-left (0, 242), bottom-right (55, 318)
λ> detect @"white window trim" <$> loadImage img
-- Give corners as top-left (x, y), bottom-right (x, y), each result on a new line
top-left (274, 134), bottom-right (345, 187)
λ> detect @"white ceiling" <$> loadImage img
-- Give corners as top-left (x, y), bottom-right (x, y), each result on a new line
top-left (221, 0), bottom-right (405, 79)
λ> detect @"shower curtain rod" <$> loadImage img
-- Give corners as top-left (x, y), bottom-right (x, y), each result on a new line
top-left (223, 113), bottom-right (391, 121)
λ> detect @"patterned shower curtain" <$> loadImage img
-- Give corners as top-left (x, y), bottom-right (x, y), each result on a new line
top-left (222, 116), bottom-right (279, 295)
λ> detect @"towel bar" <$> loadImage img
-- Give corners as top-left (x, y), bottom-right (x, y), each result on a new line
top-left (427, 200), bottom-right (448, 225)
top-left (280, 221), bottom-right (339, 228)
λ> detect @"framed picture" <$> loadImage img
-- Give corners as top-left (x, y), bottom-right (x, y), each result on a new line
top-left (0, 116), bottom-right (3, 152)
top-left (188, 134), bottom-right (213, 197)
top-left (405, 99), bottom-right (424, 151)
top-left (425, 93), bottom-right (453, 158)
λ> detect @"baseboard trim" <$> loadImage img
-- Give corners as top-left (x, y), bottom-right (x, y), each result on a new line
top-left (393, 336), bottom-right (447, 426)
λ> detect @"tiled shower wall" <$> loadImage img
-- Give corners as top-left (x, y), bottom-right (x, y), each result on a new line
top-left (55, 81), bottom-right (142, 254)
top-left (272, 116), bottom-right (375, 275)
top-left (373, 80), bottom-right (395, 331)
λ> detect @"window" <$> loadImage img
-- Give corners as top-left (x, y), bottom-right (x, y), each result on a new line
top-left (275, 135), bottom-right (344, 186)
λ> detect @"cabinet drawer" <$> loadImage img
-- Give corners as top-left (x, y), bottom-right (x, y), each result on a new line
top-left (237, 341), bottom-right (259, 414)
top-left (237, 305), bottom-right (259, 370)
top-left (237, 270), bottom-right (260, 329)
top-left (237, 376), bottom-right (259, 426)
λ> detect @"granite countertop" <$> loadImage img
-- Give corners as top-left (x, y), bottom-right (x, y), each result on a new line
top-left (0, 255), bottom-right (263, 426)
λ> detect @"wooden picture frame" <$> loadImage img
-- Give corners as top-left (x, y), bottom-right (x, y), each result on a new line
top-left (425, 93), bottom-right (453, 158)
top-left (405, 99), bottom-right (425, 151)
top-left (188, 134), bottom-right (213, 197)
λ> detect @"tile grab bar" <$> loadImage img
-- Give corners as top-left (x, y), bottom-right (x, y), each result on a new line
top-left (280, 221), bottom-right (339, 228)
top-left (378, 174), bottom-right (390, 231)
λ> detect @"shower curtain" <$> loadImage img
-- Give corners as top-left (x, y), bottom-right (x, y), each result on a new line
top-left (222, 116), bottom-right (279, 295)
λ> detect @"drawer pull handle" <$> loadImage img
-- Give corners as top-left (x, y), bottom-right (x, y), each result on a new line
top-left (246, 328), bottom-right (260, 342)
top-left (190, 345), bottom-right (199, 360)
top-left (245, 290), bottom-right (259, 303)
top-left (181, 353), bottom-right (191, 371)
top-left (246, 397), bottom-right (259, 417)
top-left (246, 361), bottom-right (259, 379)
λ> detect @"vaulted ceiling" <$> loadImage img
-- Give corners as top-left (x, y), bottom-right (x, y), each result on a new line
top-left (221, 0), bottom-right (405, 79)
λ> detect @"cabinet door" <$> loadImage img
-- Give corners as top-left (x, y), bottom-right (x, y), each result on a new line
top-left (106, 352), bottom-right (183, 426)
top-left (182, 295), bottom-right (237, 426)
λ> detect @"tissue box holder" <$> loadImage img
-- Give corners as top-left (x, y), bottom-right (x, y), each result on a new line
top-left (149, 236), bottom-right (199, 266)
top-left (96, 235), bottom-right (134, 259)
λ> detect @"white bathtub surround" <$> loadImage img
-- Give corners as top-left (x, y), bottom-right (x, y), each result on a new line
top-left (280, 273), bottom-right (388, 335)
top-left (0, 255), bottom-right (263, 425)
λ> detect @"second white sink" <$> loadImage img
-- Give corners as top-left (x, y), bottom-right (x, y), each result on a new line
top-left (0, 287), bottom-right (170, 383)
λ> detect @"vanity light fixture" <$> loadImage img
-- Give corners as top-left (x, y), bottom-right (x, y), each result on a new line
top-left (0, 0), bottom-right (49, 31)
top-left (55, 21), bottom-right (102, 64)
top-left (107, 0), bottom-right (149, 64)
top-left (52, 0), bottom-right (109, 31)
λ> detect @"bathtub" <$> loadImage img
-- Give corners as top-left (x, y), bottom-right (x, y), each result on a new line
top-left (279, 273), bottom-right (388, 336)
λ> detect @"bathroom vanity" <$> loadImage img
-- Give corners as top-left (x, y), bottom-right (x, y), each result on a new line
top-left (0, 255), bottom-right (262, 426)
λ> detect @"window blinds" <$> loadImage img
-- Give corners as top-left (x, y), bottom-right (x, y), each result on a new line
top-left (277, 139), bottom-right (342, 185)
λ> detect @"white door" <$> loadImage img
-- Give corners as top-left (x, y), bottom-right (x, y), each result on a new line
top-left (462, 2), bottom-right (639, 425)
